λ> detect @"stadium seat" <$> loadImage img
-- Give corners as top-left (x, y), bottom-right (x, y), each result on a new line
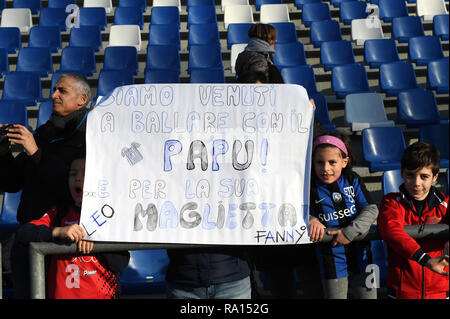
top-left (150, 6), bottom-right (180, 27)
top-left (427, 58), bottom-right (449, 94)
top-left (301, 2), bottom-right (332, 27)
top-left (97, 69), bottom-right (135, 97)
top-left (146, 45), bottom-right (180, 73)
top-left (28, 26), bottom-right (61, 53)
top-left (379, 61), bottom-right (418, 96)
top-left (0, 100), bottom-right (28, 126)
top-left (224, 5), bottom-right (254, 29)
top-left (392, 16), bottom-right (425, 43)
top-left (48, 0), bottom-right (75, 8)
top-left (364, 38), bottom-right (400, 68)
top-left (38, 8), bottom-right (68, 31)
top-left (0, 27), bottom-right (21, 54)
top-left (144, 69), bottom-right (180, 83)
top-left (120, 250), bottom-right (169, 295)
top-left (221, 0), bottom-right (249, 11)
top-left (340, 1), bottom-right (369, 25)
top-left (273, 41), bottom-right (307, 68)
top-left (332, 63), bottom-right (372, 99)
top-left (419, 123), bottom-right (449, 168)
top-left (103, 46), bottom-right (138, 75)
top-left (16, 47), bottom-right (53, 77)
top-left (320, 40), bottom-right (355, 71)
top-left (0, 0), bottom-right (5, 13)
top-left (0, 48), bottom-right (8, 77)
top-left (189, 68), bottom-right (225, 83)
top-left (13, 0), bottom-right (41, 14)
top-left (362, 126), bottom-right (406, 172)
top-left (294, 0), bottom-right (321, 10)
top-left (260, 4), bottom-right (290, 23)
top-left (382, 169), bottom-right (403, 195)
top-left (36, 98), bottom-right (52, 128)
top-left (188, 23), bottom-right (220, 48)
top-left (79, 7), bottom-right (107, 31)
top-left (408, 36), bottom-right (445, 66)
top-left (114, 6), bottom-right (144, 30)
top-left (69, 26), bottom-right (102, 52)
top-left (118, 0), bottom-right (147, 12)
top-left (433, 14), bottom-right (449, 40)
top-left (83, 0), bottom-right (113, 14)
top-left (227, 23), bottom-right (253, 49)
top-left (188, 44), bottom-right (223, 73)
top-left (379, 0), bottom-right (408, 22)
top-left (230, 43), bottom-right (247, 74)
top-left (397, 88), bottom-right (441, 128)
top-left (351, 17), bottom-right (384, 46)
top-left (1, 71), bottom-right (42, 105)
top-left (331, 0), bottom-right (358, 7)
top-left (310, 92), bottom-right (337, 132)
top-left (255, 0), bottom-right (282, 11)
top-left (0, 8), bottom-right (33, 33)
top-left (280, 64), bottom-right (318, 95)
top-left (149, 24), bottom-right (181, 49)
top-left (417, 0), bottom-right (448, 21)
top-left (109, 25), bottom-right (142, 51)
top-left (345, 92), bottom-right (394, 131)
top-left (153, 0), bottom-right (181, 12)
top-left (271, 22), bottom-right (298, 44)
top-left (59, 46), bottom-right (96, 77)
top-left (310, 20), bottom-right (342, 48)
top-left (187, 5), bottom-right (217, 28)
top-left (187, 0), bottom-right (215, 11)
top-left (0, 190), bottom-right (22, 231)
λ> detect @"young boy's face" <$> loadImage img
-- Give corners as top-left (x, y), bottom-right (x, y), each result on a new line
top-left (401, 166), bottom-right (438, 201)
top-left (68, 158), bottom-right (85, 207)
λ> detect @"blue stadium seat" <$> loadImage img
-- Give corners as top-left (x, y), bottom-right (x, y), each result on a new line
top-left (36, 98), bottom-right (52, 128)
top-left (379, 0), bottom-right (408, 22)
top-left (408, 36), bottom-right (445, 66)
top-left (38, 7), bottom-right (68, 31)
top-left (1, 71), bottom-right (42, 105)
top-left (362, 126), bottom-right (406, 172)
top-left (188, 23), bottom-right (220, 48)
top-left (397, 88), bottom-right (441, 128)
top-left (150, 6), bottom-right (180, 27)
top-left (187, 5), bottom-right (217, 28)
top-left (187, 0), bottom-right (215, 11)
top-left (118, 0), bottom-right (147, 12)
top-left (294, 0), bottom-right (321, 10)
top-left (302, 2), bottom-right (332, 27)
top-left (0, 48), bottom-right (8, 77)
top-left (79, 7), bottom-right (107, 31)
top-left (144, 69), bottom-right (180, 83)
top-left (280, 64), bottom-right (318, 95)
top-left (149, 24), bottom-right (181, 49)
top-left (364, 38), bottom-right (400, 68)
top-left (310, 92), bottom-right (337, 132)
top-left (427, 58), bottom-right (449, 94)
top-left (332, 63), bottom-right (372, 99)
top-left (0, 100), bottom-right (28, 126)
top-left (188, 44), bottom-right (223, 73)
top-left (392, 16), bottom-right (425, 43)
top-left (189, 68), bottom-right (225, 83)
top-left (47, 0), bottom-right (75, 8)
top-left (28, 26), bottom-right (61, 53)
top-left (227, 23), bottom-right (253, 49)
top-left (419, 123), bottom-right (449, 168)
top-left (320, 40), bottom-right (355, 71)
top-left (255, 0), bottom-right (283, 11)
top-left (97, 69), bottom-right (135, 97)
top-left (13, 0), bottom-right (41, 14)
top-left (16, 47), bottom-right (53, 78)
top-left (331, 0), bottom-right (359, 7)
top-left (382, 169), bottom-right (403, 195)
top-left (273, 41), bottom-right (307, 68)
top-left (69, 26), bottom-right (102, 52)
top-left (433, 14), bottom-right (449, 40)
top-left (120, 250), bottom-right (169, 295)
top-left (340, 1), bottom-right (369, 25)
top-left (146, 44), bottom-right (180, 73)
top-left (0, 27), bottom-right (21, 54)
top-left (0, 0), bottom-right (5, 13)
top-left (345, 92), bottom-right (394, 131)
top-left (0, 190), bottom-right (22, 231)
top-left (379, 61), bottom-right (418, 96)
top-left (114, 6), bottom-right (144, 29)
top-left (310, 20), bottom-right (342, 48)
top-left (103, 46), bottom-right (138, 75)
top-left (272, 22), bottom-right (298, 44)
top-left (59, 46), bottom-right (96, 77)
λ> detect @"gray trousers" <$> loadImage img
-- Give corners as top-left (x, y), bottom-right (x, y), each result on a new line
top-left (322, 273), bottom-right (377, 299)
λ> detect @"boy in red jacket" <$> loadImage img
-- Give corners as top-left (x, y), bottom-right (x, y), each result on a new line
top-left (378, 142), bottom-right (449, 299)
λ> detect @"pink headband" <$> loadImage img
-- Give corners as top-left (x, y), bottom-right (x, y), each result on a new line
top-left (313, 135), bottom-right (348, 157)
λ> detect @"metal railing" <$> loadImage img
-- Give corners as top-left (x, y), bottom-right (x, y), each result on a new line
top-left (25, 224), bottom-right (449, 299)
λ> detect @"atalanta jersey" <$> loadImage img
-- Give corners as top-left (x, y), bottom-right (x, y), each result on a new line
top-left (310, 170), bottom-right (374, 279)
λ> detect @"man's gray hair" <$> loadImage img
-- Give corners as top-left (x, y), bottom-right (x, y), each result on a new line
top-left (58, 73), bottom-right (92, 107)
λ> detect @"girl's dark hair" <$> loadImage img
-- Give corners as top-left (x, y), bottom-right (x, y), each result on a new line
top-left (248, 23), bottom-right (277, 42)
top-left (312, 132), bottom-right (355, 168)
top-left (401, 141), bottom-right (440, 175)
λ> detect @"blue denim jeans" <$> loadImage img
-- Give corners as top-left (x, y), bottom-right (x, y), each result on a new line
top-left (166, 276), bottom-right (251, 299)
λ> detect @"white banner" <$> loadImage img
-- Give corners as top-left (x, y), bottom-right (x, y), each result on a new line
top-left (80, 83), bottom-right (314, 245)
